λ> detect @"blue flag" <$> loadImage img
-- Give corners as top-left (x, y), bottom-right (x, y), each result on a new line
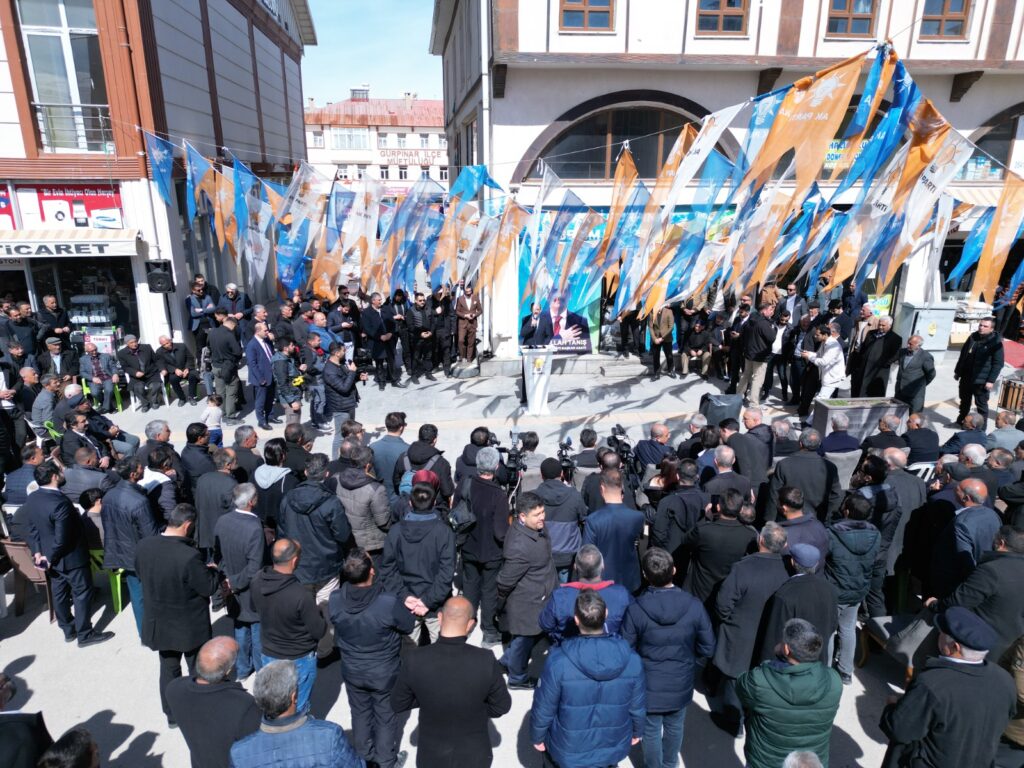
top-left (144, 132), bottom-right (175, 207)
top-left (233, 158), bottom-right (257, 249)
top-left (276, 219), bottom-right (311, 293)
top-left (184, 141), bottom-right (213, 223)
top-left (947, 207), bottom-right (996, 288)
top-left (448, 165), bottom-right (502, 214)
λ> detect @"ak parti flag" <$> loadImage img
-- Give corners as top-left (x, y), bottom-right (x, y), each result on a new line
top-left (595, 147), bottom-right (638, 281)
top-left (213, 171), bottom-right (238, 260)
top-left (972, 171), bottom-right (1024, 303)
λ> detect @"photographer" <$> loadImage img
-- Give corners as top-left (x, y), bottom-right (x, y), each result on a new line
top-left (582, 449), bottom-right (638, 513)
top-left (323, 342), bottom-right (366, 459)
top-left (455, 426), bottom-right (510, 486)
top-left (573, 428), bottom-right (600, 468)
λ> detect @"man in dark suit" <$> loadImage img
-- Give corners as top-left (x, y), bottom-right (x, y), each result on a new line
top-left (903, 413), bottom-right (941, 464)
top-left (519, 303), bottom-right (543, 346)
top-left (954, 316), bottom-right (1004, 429)
top-left (775, 283), bottom-right (807, 327)
top-left (703, 446), bottom-right (754, 503)
top-left (361, 292), bottom-right (405, 390)
top-left (24, 461), bottom-right (114, 646)
top-left (117, 335), bottom-right (163, 411)
top-left (940, 412), bottom-right (989, 456)
top-left (861, 414), bottom-right (907, 453)
top-left (61, 447), bottom-right (118, 503)
top-left (767, 430), bottom-right (843, 522)
top-left (758, 543), bottom-right (838, 664)
top-left (208, 317), bottom-right (243, 422)
top-left (216, 282), bottom-right (254, 339)
top-left (818, 413), bottom-right (861, 455)
top-left (35, 336), bottom-right (78, 386)
top-left (232, 425), bottom-right (264, 483)
top-left (930, 478), bottom-right (1002, 600)
top-left (37, 294), bottom-right (71, 348)
top-left (60, 412), bottom-right (110, 468)
top-left (393, 595), bottom-right (512, 767)
top-left (682, 489), bottom-right (758, 609)
top-left (856, 316), bottom-right (901, 397)
top-left (244, 321), bottom-right (276, 430)
top-left (135, 502), bottom-right (221, 727)
top-left (719, 418), bottom-right (769, 486)
top-left (181, 423), bottom-right (217, 499)
top-left (533, 291), bottom-right (591, 351)
top-left (194, 448), bottom-right (239, 562)
top-left (154, 335), bottom-right (199, 406)
top-left (895, 335), bottom-right (936, 414)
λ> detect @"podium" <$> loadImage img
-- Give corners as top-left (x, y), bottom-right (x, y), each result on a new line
top-left (522, 346), bottom-right (554, 415)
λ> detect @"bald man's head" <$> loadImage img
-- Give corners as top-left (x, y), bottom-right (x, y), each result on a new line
top-left (271, 538), bottom-right (300, 570)
top-left (957, 478), bottom-right (989, 506)
top-left (196, 636), bottom-right (239, 683)
top-left (439, 596), bottom-right (475, 638)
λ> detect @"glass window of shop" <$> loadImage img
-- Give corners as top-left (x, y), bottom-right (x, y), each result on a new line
top-left (29, 256), bottom-right (138, 335)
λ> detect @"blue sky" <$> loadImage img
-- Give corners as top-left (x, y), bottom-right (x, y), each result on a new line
top-left (301, 0), bottom-right (443, 104)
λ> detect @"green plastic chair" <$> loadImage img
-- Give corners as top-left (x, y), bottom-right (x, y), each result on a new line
top-left (81, 377), bottom-right (124, 413)
top-left (43, 421), bottom-right (62, 441)
top-left (88, 549), bottom-right (126, 614)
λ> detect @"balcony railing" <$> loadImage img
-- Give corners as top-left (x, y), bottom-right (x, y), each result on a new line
top-left (32, 102), bottom-right (113, 153)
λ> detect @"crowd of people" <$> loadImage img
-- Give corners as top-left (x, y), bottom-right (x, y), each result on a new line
top-left (4, 389), bottom-right (1024, 767)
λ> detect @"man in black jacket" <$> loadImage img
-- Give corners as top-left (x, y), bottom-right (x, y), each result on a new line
top-left (683, 489), bottom-right (758, 610)
top-left (457, 446), bottom-right (509, 646)
top-left (361, 292), bottom-right (406, 390)
top-left (323, 342), bottom-right (363, 458)
top-left (392, 596), bottom-right (512, 767)
top-left (329, 548), bottom-right (415, 768)
top-left (276, 452), bottom-right (353, 658)
top-left (735, 302), bottom-right (777, 407)
top-left (165, 636), bottom-right (261, 768)
top-left (214, 483), bottom-right (268, 679)
top-left (650, 460), bottom-right (708, 585)
top-left (379, 482), bottom-right (456, 644)
top-left (116, 335), bottom-right (163, 411)
top-left (181, 423), bottom-right (217, 498)
top-left (208, 317), bottom-right (243, 422)
top-left (155, 335), bottom-right (200, 406)
top-left (194, 448), bottom-right (239, 561)
top-left (136, 503), bottom-right (220, 726)
top-left (102, 458), bottom-right (160, 636)
top-left (954, 316), bottom-right (1004, 429)
top-left (407, 291), bottom-right (437, 383)
top-left (881, 607), bottom-right (1015, 768)
top-left (766, 430), bottom-right (843, 523)
top-left (251, 538), bottom-right (327, 716)
top-left (759, 543), bottom-right (838, 665)
top-left (856, 315), bottom-right (901, 397)
top-left (231, 425), bottom-right (264, 483)
top-left (24, 460), bottom-right (114, 647)
top-left (777, 486), bottom-right (829, 572)
top-left (454, 426), bottom-right (510, 486)
top-left (718, 418), bottom-right (769, 487)
top-left (393, 423), bottom-right (455, 501)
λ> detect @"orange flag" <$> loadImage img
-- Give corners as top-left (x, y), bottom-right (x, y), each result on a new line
top-left (971, 171), bottom-right (1024, 302)
top-left (214, 172), bottom-right (237, 261)
top-left (481, 202), bottom-right (530, 298)
top-left (829, 47), bottom-right (897, 180)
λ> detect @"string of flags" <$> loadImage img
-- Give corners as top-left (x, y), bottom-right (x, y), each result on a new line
top-left (143, 42), bottom-right (1024, 314)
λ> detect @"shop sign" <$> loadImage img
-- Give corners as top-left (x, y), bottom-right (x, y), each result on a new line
top-left (0, 185), bottom-right (13, 231)
top-left (376, 148), bottom-right (446, 166)
top-left (16, 185), bottom-right (123, 230)
top-left (0, 241), bottom-right (128, 257)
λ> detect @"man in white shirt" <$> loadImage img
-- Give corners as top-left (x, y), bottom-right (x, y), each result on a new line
top-left (799, 322), bottom-right (846, 420)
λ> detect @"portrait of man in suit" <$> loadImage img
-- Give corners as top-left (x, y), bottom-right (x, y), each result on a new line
top-left (529, 290), bottom-right (592, 354)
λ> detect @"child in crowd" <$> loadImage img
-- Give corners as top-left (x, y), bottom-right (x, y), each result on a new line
top-left (201, 393), bottom-right (224, 447)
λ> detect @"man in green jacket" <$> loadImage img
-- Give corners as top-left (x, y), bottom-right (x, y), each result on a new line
top-left (737, 618), bottom-right (842, 768)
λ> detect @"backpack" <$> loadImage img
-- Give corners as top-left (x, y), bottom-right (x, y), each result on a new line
top-left (398, 453), bottom-right (440, 497)
top-left (448, 478), bottom-right (477, 542)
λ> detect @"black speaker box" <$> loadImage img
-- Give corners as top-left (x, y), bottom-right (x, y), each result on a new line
top-left (145, 260), bottom-right (175, 293)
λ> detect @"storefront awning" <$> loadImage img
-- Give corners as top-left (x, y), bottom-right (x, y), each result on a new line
top-left (0, 228), bottom-right (140, 258)
top-left (947, 186), bottom-right (1004, 207)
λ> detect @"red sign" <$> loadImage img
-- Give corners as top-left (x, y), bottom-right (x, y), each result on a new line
top-left (0, 184), bottom-right (14, 231)
top-left (16, 184), bottom-right (124, 230)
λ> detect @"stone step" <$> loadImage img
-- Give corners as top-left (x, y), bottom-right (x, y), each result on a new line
top-left (479, 353), bottom-right (648, 378)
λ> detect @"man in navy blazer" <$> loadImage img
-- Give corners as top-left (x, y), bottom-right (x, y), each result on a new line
top-left (582, 469), bottom-right (645, 593)
top-left (244, 322), bottom-right (276, 431)
top-left (24, 461), bottom-right (114, 646)
top-left (533, 291), bottom-right (591, 350)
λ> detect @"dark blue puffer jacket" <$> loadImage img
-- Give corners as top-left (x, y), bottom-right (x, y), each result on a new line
top-left (620, 586), bottom-right (716, 713)
top-left (229, 713), bottom-right (365, 768)
top-left (533, 479), bottom-right (587, 568)
top-left (529, 634), bottom-right (645, 768)
top-left (538, 580), bottom-right (633, 643)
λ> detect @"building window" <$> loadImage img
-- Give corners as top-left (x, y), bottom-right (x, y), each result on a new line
top-left (420, 166), bottom-right (430, 179)
top-left (356, 165), bottom-right (367, 180)
top-left (827, 0), bottom-right (877, 36)
top-left (337, 166), bottom-right (349, 180)
top-left (439, 135), bottom-right (448, 149)
top-left (560, 0), bottom-right (614, 31)
top-left (330, 128), bottom-right (369, 150)
top-left (420, 133), bottom-right (430, 148)
top-left (440, 166), bottom-right (449, 181)
top-left (956, 117), bottom-right (1015, 181)
top-left (464, 120), bottom-right (477, 166)
top-left (530, 106), bottom-right (690, 180)
top-left (310, 130), bottom-right (324, 148)
top-left (696, 0), bottom-right (749, 35)
top-left (16, 0), bottom-right (110, 153)
top-left (396, 133), bottom-right (407, 148)
top-left (379, 165), bottom-right (389, 180)
top-left (920, 0), bottom-right (970, 38)
top-left (398, 166), bottom-right (409, 180)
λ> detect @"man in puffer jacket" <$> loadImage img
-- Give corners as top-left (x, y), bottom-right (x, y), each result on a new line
top-left (454, 425), bottom-right (510, 486)
top-left (621, 547), bottom-right (715, 768)
top-left (737, 618), bottom-right (843, 768)
top-left (530, 590), bottom-right (646, 768)
top-left (276, 453), bottom-right (353, 657)
top-left (229, 659), bottom-right (364, 768)
top-left (379, 482), bottom-right (455, 644)
top-left (328, 549), bottom-right (413, 768)
top-left (392, 423), bottom-right (455, 501)
top-left (539, 544), bottom-right (632, 644)
top-left (534, 458), bottom-right (588, 582)
top-left (825, 493), bottom-right (880, 685)
top-left (270, 339), bottom-right (303, 426)
top-left (333, 444), bottom-right (390, 555)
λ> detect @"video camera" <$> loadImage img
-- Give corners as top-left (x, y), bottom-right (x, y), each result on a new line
top-left (353, 348), bottom-right (375, 385)
top-left (607, 424), bottom-right (642, 495)
top-left (557, 436), bottom-right (575, 484)
top-left (504, 429), bottom-right (527, 474)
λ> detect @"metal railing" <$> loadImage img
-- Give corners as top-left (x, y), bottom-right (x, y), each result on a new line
top-left (32, 102), bottom-right (112, 153)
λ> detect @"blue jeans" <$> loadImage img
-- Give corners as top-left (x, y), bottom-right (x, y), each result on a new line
top-left (643, 708), bottom-right (687, 768)
top-left (262, 651), bottom-right (316, 713)
top-left (124, 571), bottom-right (144, 638)
top-left (501, 633), bottom-right (542, 684)
top-left (207, 428), bottom-right (223, 447)
top-left (234, 621), bottom-right (262, 678)
top-left (556, 566), bottom-right (571, 584)
top-left (112, 432), bottom-right (140, 458)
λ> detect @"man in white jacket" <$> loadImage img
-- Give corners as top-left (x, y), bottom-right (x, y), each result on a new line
top-left (798, 323), bottom-right (846, 420)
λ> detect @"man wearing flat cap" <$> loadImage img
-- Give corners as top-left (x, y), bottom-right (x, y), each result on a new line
top-left (35, 336), bottom-right (78, 385)
top-left (880, 607), bottom-right (1016, 768)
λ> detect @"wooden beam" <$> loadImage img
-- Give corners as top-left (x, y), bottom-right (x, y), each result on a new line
top-left (950, 70), bottom-right (984, 103)
top-left (491, 63), bottom-right (508, 98)
top-left (757, 67), bottom-right (783, 95)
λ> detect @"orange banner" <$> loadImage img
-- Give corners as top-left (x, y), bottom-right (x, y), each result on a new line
top-left (597, 148), bottom-right (639, 284)
top-left (972, 171), bottom-right (1024, 303)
